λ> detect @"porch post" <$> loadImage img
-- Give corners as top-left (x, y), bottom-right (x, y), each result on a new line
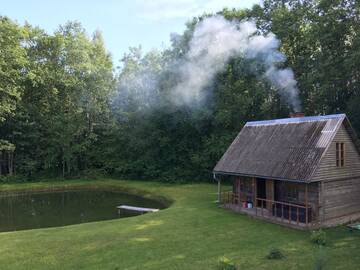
top-left (238, 177), bottom-right (241, 202)
top-left (217, 177), bottom-right (222, 204)
top-left (253, 177), bottom-right (257, 207)
top-left (305, 183), bottom-right (308, 226)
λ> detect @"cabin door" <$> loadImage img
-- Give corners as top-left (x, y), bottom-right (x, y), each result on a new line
top-left (256, 178), bottom-right (267, 208)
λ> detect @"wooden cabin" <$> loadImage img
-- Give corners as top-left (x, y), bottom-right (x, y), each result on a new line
top-left (213, 114), bottom-right (360, 229)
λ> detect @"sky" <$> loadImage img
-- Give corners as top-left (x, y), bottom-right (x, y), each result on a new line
top-left (0, 0), bottom-right (261, 64)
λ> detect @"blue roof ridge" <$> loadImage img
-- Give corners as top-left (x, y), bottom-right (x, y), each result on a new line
top-left (245, 113), bottom-right (346, 126)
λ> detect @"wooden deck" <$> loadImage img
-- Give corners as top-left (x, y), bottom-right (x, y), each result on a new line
top-left (222, 203), bottom-right (318, 229)
top-left (220, 191), bottom-right (319, 229)
top-left (117, 205), bottom-right (159, 215)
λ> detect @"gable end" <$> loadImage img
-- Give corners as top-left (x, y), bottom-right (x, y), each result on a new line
top-left (310, 121), bottom-right (360, 182)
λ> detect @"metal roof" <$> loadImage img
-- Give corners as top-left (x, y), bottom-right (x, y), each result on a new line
top-left (246, 114), bottom-right (346, 126)
top-left (213, 114), bottom-right (352, 182)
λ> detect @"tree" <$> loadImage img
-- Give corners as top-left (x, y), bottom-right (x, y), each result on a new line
top-left (2, 2), bottom-right (360, 181)
top-left (1, 21), bottom-right (114, 177)
top-left (0, 17), bottom-right (27, 123)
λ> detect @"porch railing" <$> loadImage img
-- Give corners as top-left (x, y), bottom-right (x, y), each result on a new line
top-left (220, 191), bottom-right (317, 227)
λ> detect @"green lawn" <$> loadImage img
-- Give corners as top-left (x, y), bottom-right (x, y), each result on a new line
top-left (0, 179), bottom-right (359, 270)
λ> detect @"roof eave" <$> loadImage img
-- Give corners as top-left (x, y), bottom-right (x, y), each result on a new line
top-left (213, 170), bottom-right (310, 183)
top-left (343, 115), bottom-right (360, 155)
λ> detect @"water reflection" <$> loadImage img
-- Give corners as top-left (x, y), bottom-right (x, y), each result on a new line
top-left (0, 189), bottom-right (164, 232)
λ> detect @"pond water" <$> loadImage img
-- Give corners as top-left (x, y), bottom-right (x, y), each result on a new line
top-left (0, 189), bottom-right (165, 232)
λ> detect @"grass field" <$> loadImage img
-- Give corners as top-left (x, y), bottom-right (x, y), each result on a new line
top-left (0, 179), bottom-right (359, 270)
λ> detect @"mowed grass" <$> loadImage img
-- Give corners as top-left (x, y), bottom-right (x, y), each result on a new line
top-left (0, 179), bottom-right (359, 270)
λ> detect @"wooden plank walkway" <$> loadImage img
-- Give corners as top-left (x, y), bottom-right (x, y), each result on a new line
top-left (117, 205), bottom-right (159, 215)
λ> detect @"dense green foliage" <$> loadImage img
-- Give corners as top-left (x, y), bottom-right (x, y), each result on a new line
top-left (266, 248), bottom-right (285, 260)
top-left (0, 21), bottom-right (114, 177)
top-left (1, 0), bottom-right (360, 181)
top-left (311, 229), bottom-right (327, 246)
top-left (0, 179), bottom-right (359, 269)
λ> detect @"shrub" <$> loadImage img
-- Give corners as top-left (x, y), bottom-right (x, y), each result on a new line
top-left (266, 248), bottom-right (285, 260)
top-left (217, 256), bottom-right (237, 270)
top-left (310, 230), bottom-right (327, 246)
top-left (0, 174), bottom-right (26, 183)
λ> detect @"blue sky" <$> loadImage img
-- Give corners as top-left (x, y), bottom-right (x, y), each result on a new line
top-left (1, 0), bottom-right (260, 64)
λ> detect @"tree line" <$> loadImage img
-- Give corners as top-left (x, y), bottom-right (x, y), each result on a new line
top-left (0, 0), bottom-right (359, 182)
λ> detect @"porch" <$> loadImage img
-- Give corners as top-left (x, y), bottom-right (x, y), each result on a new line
top-left (217, 176), bottom-right (320, 228)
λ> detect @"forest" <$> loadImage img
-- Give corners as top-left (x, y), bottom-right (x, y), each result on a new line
top-left (0, 0), bottom-right (359, 182)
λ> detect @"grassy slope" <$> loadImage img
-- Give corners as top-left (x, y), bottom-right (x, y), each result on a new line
top-left (0, 179), bottom-right (359, 270)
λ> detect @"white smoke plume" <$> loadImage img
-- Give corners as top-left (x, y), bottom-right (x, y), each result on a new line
top-left (113, 49), bottom-right (164, 115)
top-left (172, 16), bottom-right (301, 111)
top-left (114, 15), bottom-right (302, 112)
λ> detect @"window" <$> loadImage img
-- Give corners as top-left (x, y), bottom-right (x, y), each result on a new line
top-left (336, 142), bottom-right (345, 167)
top-left (240, 178), bottom-right (253, 194)
top-left (275, 181), bottom-right (299, 204)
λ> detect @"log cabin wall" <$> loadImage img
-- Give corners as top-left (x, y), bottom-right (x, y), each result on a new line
top-left (321, 176), bottom-right (360, 224)
top-left (234, 176), bottom-right (254, 203)
top-left (310, 123), bottom-right (360, 224)
top-left (311, 124), bottom-right (360, 181)
top-left (266, 179), bottom-right (274, 209)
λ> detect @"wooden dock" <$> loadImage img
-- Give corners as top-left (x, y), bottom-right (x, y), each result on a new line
top-left (117, 205), bottom-right (159, 215)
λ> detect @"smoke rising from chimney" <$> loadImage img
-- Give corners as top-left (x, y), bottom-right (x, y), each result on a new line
top-left (114, 16), bottom-right (302, 113)
top-left (172, 16), bottom-right (301, 111)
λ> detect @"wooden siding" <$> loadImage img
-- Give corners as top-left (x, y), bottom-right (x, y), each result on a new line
top-left (305, 183), bottom-right (318, 206)
top-left (266, 180), bottom-right (274, 210)
top-left (311, 124), bottom-right (360, 181)
top-left (321, 177), bottom-right (360, 221)
top-left (234, 177), bottom-right (318, 207)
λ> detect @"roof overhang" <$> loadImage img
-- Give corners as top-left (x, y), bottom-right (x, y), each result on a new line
top-left (343, 115), bottom-right (360, 155)
top-left (213, 170), bottom-right (310, 183)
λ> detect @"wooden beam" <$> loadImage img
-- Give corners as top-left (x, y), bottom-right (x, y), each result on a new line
top-left (253, 177), bottom-right (257, 207)
top-left (117, 205), bottom-right (159, 216)
top-left (266, 179), bottom-right (274, 210)
top-left (238, 177), bottom-right (241, 202)
top-left (217, 178), bottom-right (222, 204)
top-left (305, 183), bottom-right (308, 225)
top-left (320, 181), bottom-right (324, 224)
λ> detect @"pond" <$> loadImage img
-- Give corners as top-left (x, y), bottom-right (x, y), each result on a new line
top-left (0, 189), bottom-right (166, 232)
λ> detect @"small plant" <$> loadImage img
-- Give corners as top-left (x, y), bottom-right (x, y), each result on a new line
top-left (310, 229), bottom-right (327, 246)
top-left (217, 256), bottom-right (237, 270)
top-left (266, 248), bottom-right (285, 260)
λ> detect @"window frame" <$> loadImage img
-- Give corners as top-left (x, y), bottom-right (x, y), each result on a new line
top-left (275, 181), bottom-right (300, 204)
top-left (336, 142), bottom-right (345, 167)
top-left (240, 178), bottom-right (253, 194)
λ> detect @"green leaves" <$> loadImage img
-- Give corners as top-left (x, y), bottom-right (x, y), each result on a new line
top-left (0, 19), bottom-right (114, 177)
top-left (2, 2), bottom-right (360, 181)
top-left (0, 17), bottom-right (27, 123)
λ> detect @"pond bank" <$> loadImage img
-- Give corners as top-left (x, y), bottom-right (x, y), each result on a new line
top-left (0, 179), bottom-right (359, 270)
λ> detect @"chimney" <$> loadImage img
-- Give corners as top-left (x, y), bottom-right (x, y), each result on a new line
top-left (290, 112), bottom-right (305, 118)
